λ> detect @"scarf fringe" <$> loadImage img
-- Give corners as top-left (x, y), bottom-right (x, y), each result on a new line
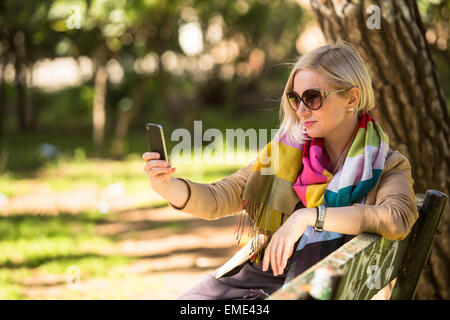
top-left (234, 199), bottom-right (285, 265)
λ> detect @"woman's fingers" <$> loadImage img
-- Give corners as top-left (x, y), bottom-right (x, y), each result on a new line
top-left (144, 160), bottom-right (173, 175)
top-left (142, 151), bottom-right (176, 189)
top-left (262, 236), bottom-right (295, 276)
top-left (147, 166), bottom-right (174, 177)
top-left (262, 241), bottom-right (272, 272)
top-left (279, 242), bottom-right (293, 275)
top-left (270, 239), bottom-right (279, 276)
top-left (142, 152), bottom-right (160, 161)
top-left (145, 159), bottom-right (170, 169)
top-left (275, 240), bottom-right (285, 275)
top-left (263, 236), bottom-right (282, 276)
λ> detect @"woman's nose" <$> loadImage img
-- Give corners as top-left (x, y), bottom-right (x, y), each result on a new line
top-left (296, 100), bottom-right (310, 116)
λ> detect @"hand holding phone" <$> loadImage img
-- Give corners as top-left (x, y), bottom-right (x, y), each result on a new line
top-left (143, 123), bottom-right (190, 208)
top-left (143, 123), bottom-right (175, 189)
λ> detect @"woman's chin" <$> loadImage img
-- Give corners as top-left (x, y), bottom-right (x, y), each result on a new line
top-left (304, 128), bottom-right (322, 138)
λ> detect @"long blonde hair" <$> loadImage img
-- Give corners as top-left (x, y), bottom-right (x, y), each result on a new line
top-left (274, 40), bottom-right (375, 145)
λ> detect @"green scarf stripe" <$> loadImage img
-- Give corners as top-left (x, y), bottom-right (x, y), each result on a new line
top-left (347, 122), bottom-right (387, 158)
top-left (325, 169), bottom-right (383, 206)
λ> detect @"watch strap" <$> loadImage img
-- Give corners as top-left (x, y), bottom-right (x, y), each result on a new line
top-left (313, 203), bottom-right (326, 232)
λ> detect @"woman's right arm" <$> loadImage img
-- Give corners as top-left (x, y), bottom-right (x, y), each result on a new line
top-left (143, 152), bottom-right (252, 220)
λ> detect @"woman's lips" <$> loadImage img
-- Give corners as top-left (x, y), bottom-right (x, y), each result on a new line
top-left (304, 121), bottom-right (316, 127)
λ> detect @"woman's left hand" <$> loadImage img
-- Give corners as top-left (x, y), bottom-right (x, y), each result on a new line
top-left (262, 209), bottom-right (312, 276)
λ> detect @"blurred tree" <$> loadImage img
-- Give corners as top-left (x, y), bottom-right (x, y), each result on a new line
top-left (1, 0), bottom-right (308, 158)
top-left (109, 0), bottom-right (184, 157)
top-left (0, 1), bottom-right (64, 135)
top-left (309, 0), bottom-right (449, 299)
top-left (46, 0), bottom-right (133, 154)
top-left (111, 0), bottom-right (306, 157)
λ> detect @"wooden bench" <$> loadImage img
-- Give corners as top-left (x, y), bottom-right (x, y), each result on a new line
top-left (267, 190), bottom-right (448, 300)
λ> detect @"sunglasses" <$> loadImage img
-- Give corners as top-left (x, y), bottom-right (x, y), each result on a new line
top-left (286, 88), bottom-right (350, 111)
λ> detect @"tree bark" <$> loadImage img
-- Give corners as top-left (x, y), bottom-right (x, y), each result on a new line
top-left (309, 0), bottom-right (450, 299)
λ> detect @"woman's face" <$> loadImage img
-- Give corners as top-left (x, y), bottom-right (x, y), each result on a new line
top-left (292, 69), bottom-right (357, 139)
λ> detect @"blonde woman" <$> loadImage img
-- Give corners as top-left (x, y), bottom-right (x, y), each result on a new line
top-left (142, 41), bottom-right (419, 300)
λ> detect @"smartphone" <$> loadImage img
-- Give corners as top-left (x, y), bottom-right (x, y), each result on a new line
top-left (146, 123), bottom-right (169, 163)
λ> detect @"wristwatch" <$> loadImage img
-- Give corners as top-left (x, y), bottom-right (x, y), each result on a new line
top-left (313, 203), bottom-right (326, 233)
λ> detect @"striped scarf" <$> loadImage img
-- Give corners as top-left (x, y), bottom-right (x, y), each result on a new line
top-left (235, 112), bottom-right (389, 269)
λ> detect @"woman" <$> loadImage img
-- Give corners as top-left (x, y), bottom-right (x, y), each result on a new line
top-left (142, 41), bottom-right (419, 300)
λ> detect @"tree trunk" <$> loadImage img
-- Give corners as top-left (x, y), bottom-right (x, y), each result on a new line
top-left (0, 60), bottom-right (9, 174)
top-left (93, 64), bottom-right (108, 154)
top-left (309, 0), bottom-right (450, 299)
top-left (15, 63), bottom-right (27, 131)
top-left (27, 63), bottom-right (37, 130)
top-left (11, 30), bottom-right (28, 131)
top-left (0, 55), bottom-right (6, 144)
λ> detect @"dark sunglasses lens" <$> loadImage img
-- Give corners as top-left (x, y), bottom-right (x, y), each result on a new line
top-left (287, 92), bottom-right (299, 110)
top-left (302, 89), bottom-right (321, 110)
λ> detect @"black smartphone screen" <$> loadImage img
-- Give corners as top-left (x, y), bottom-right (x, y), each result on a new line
top-left (146, 123), bottom-right (168, 162)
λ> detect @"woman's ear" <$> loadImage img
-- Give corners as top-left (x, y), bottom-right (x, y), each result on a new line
top-left (346, 87), bottom-right (360, 111)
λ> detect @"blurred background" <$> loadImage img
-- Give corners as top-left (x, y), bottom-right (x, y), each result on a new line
top-left (0, 0), bottom-right (448, 299)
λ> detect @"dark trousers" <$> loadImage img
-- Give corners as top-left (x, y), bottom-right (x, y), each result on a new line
top-left (177, 259), bottom-right (287, 300)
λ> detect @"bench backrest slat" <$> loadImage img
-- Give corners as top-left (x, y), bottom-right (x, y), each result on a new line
top-left (390, 190), bottom-right (448, 299)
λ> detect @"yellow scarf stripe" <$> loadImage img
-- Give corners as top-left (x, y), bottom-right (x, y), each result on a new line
top-left (252, 141), bottom-right (303, 182)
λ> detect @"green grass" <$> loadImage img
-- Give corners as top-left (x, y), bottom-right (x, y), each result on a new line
top-left (0, 211), bottom-right (135, 299)
top-left (0, 172), bottom-right (33, 197)
top-left (0, 268), bottom-right (30, 299)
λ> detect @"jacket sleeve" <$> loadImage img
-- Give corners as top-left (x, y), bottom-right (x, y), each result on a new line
top-left (168, 164), bottom-right (253, 220)
top-left (353, 151), bottom-right (419, 240)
